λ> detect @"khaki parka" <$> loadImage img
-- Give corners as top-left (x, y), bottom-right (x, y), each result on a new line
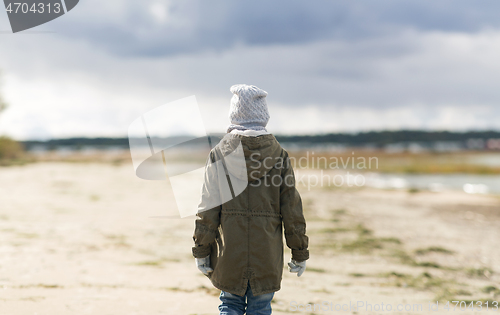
top-left (192, 133), bottom-right (309, 296)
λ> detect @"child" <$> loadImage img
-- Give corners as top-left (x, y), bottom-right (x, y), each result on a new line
top-left (192, 84), bottom-right (309, 315)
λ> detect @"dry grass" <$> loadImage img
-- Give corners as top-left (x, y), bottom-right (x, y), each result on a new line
top-left (5, 147), bottom-right (500, 175)
top-left (287, 150), bottom-right (500, 174)
top-left (0, 136), bottom-right (26, 165)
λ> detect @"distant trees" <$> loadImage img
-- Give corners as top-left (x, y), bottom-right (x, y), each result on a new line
top-left (0, 70), bottom-right (24, 162)
top-left (275, 130), bottom-right (500, 148)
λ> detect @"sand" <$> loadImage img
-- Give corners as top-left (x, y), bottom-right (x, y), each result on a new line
top-left (0, 163), bottom-right (499, 314)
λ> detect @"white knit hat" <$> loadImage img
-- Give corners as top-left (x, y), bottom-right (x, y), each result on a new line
top-left (227, 84), bottom-right (270, 133)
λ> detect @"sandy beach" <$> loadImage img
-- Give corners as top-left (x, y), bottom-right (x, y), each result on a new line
top-left (0, 162), bottom-right (499, 314)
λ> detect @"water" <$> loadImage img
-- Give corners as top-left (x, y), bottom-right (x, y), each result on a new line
top-left (365, 173), bottom-right (500, 194)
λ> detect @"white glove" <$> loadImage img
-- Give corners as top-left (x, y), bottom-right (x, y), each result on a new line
top-left (288, 259), bottom-right (306, 277)
top-left (195, 255), bottom-right (213, 275)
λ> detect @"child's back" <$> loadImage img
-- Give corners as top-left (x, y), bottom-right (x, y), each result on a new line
top-left (192, 84), bottom-right (309, 314)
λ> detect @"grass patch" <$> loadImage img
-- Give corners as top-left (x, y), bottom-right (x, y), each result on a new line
top-left (354, 223), bottom-right (372, 236)
top-left (307, 267), bottom-right (326, 273)
top-left (319, 222), bottom-right (404, 255)
top-left (317, 227), bottom-right (351, 234)
top-left (349, 273), bottom-right (365, 277)
top-left (379, 237), bottom-right (402, 244)
top-left (38, 284), bottom-right (61, 289)
top-left (133, 257), bottom-right (180, 267)
top-left (390, 249), bottom-right (443, 268)
top-left (312, 288), bottom-right (332, 293)
top-left (414, 246), bottom-right (454, 255)
top-left (465, 267), bottom-right (493, 278)
top-left (102, 233), bottom-right (131, 248)
top-left (134, 260), bottom-right (164, 267)
top-left (102, 233), bottom-right (126, 240)
top-left (341, 237), bottom-right (382, 253)
top-left (16, 232), bottom-right (39, 239)
top-left (454, 289), bottom-right (473, 296)
top-left (335, 282), bottom-right (351, 286)
top-left (414, 261), bottom-right (441, 269)
top-left (383, 271), bottom-right (407, 278)
top-left (482, 286), bottom-right (500, 295)
top-left (332, 209), bottom-right (347, 215)
top-left (389, 249), bottom-right (416, 265)
top-left (380, 270), bottom-right (490, 302)
top-left (379, 271), bottom-right (451, 291)
top-left (196, 285), bottom-right (220, 296)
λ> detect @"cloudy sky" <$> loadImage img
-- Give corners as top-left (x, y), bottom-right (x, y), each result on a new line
top-left (1, 0), bottom-right (500, 140)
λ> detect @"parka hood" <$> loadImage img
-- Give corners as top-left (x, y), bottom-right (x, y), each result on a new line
top-left (216, 134), bottom-right (282, 182)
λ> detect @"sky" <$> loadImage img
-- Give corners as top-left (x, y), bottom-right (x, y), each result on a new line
top-left (1, 0), bottom-right (500, 140)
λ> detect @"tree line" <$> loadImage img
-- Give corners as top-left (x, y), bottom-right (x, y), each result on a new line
top-left (20, 130), bottom-right (500, 149)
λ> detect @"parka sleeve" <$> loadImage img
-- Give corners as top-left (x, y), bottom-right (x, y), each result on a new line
top-left (280, 151), bottom-right (309, 262)
top-left (192, 207), bottom-right (220, 258)
top-left (192, 151), bottom-right (221, 258)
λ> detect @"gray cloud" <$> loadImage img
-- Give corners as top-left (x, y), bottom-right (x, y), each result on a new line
top-left (26, 0), bottom-right (500, 57)
top-left (1, 0), bottom-right (500, 139)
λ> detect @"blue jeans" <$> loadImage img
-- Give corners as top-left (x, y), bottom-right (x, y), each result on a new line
top-left (218, 283), bottom-right (274, 315)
